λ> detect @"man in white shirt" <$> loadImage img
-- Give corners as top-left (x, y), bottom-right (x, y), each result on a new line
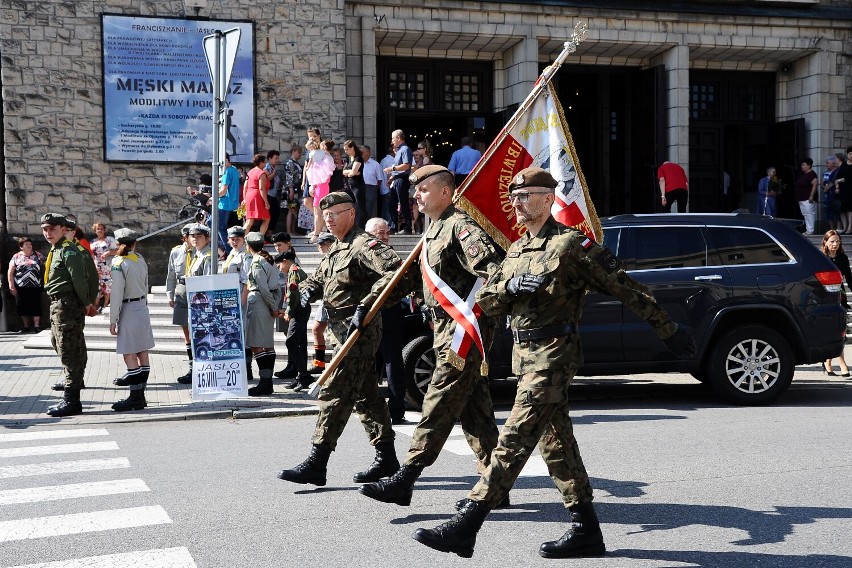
top-left (361, 145), bottom-right (383, 220)
top-left (378, 145), bottom-right (396, 225)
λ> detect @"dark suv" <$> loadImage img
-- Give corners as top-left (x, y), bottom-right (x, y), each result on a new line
top-left (402, 213), bottom-right (847, 406)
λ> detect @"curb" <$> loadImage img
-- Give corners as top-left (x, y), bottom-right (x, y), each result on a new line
top-left (233, 405), bottom-right (320, 419)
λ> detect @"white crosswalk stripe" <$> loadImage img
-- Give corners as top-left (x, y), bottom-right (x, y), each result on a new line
top-left (0, 479), bottom-right (149, 505)
top-left (0, 441), bottom-right (119, 458)
top-left (0, 429), bottom-right (198, 567)
top-left (0, 458), bottom-right (131, 480)
top-left (0, 429), bottom-right (109, 443)
top-left (6, 547), bottom-right (197, 568)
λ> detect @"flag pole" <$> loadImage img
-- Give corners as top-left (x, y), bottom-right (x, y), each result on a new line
top-left (307, 23), bottom-right (588, 397)
top-left (453, 21), bottom-right (587, 202)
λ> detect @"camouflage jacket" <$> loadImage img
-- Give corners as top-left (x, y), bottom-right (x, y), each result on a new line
top-left (421, 205), bottom-right (502, 357)
top-left (43, 236), bottom-right (98, 304)
top-left (300, 227), bottom-right (410, 322)
top-left (285, 263), bottom-right (310, 319)
top-left (476, 216), bottom-right (677, 374)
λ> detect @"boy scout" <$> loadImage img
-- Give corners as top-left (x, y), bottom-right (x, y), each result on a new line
top-left (274, 250), bottom-right (312, 390)
top-left (277, 192), bottom-right (412, 487)
top-left (41, 212), bottom-right (99, 417)
top-left (413, 167), bottom-right (696, 559)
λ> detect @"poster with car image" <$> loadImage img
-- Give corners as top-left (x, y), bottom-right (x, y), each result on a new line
top-left (186, 273), bottom-right (248, 400)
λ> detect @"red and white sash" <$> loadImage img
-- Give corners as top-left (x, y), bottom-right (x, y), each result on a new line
top-left (421, 244), bottom-right (486, 372)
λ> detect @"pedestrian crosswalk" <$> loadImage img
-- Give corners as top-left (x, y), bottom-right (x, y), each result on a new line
top-left (0, 428), bottom-right (197, 567)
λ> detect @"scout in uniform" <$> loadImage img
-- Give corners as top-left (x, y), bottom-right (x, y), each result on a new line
top-left (40, 212), bottom-right (99, 417)
top-left (166, 223), bottom-right (194, 383)
top-left (221, 226), bottom-right (254, 380)
top-left (360, 165), bottom-right (503, 507)
top-left (277, 192), bottom-right (414, 487)
top-left (274, 249), bottom-right (312, 390)
top-left (244, 232), bottom-right (282, 396)
top-left (413, 167), bottom-right (697, 559)
top-left (109, 228), bottom-right (155, 411)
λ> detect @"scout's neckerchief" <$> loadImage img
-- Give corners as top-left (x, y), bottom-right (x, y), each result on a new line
top-left (420, 244), bottom-right (487, 375)
top-left (189, 248), bottom-right (211, 275)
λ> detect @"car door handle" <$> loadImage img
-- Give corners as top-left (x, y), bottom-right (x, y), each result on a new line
top-left (694, 275), bottom-right (723, 281)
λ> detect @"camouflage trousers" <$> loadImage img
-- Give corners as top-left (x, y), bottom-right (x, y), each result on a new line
top-left (405, 346), bottom-right (498, 470)
top-left (49, 296), bottom-right (88, 389)
top-left (311, 317), bottom-right (394, 451)
top-left (468, 367), bottom-right (594, 509)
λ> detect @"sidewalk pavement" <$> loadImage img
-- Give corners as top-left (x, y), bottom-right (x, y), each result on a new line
top-left (0, 332), bottom-right (321, 427)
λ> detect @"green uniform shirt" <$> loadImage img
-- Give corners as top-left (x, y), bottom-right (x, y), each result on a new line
top-left (285, 263), bottom-right (309, 318)
top-left (43, 236), bottom-right (98, 304)
top-left (476, 216), bottom-right (677, 374)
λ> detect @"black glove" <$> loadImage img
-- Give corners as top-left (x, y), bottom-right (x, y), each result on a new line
top-left (663, 326), bottom-right (697, 358)
top-left (347, 304), bottom-right (369, 338)
top-left (506, 273), bottom-right (546, 296)
top-left (419, 304), bottom-right (432, 325)
top-left (299, 289), bottom-right (311, 309)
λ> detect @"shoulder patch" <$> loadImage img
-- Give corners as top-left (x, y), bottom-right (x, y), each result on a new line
top-left (467, 244), bottom-right (481, 257)
top-left (580, 237), bottom-right (593, 251)
top-left (367, 239), bottom-right (380, 248)
top-left (458, 228), bottom-right (471, 241)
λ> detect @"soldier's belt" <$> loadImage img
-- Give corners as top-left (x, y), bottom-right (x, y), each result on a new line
top-left (122, 296), bottom-right (145, 304)
top-left (512, 323), bottom-right (576, 343)
top-left (48, 292), bottom-right (77, 303)
top-left (324, 304), bottom-right (357, 320)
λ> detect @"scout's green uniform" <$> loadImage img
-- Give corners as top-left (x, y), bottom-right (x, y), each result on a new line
top-left (405, 205), bottom-right (501, 470)
top-left (299, 226), bottom-right (410, 450)
top-left (44, 236), bottom-right (98, 389)
top-left (469, 217), bottom-right (677, 508)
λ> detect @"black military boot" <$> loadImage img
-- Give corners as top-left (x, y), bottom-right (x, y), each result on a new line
top-left (359, 463), bottom-right (423, 506)
top-left (51, 381), bottom-right (86, 391)
top-left (412, 499), bottom-right (491, 558)
top-left (46, 389), bottom-right (83, 417)
top-left (455, 493), bottom-right (511, 511)
top-left (353, 440), bottom-right (400, 483)
top-left (539, 502), bottom-right (606, 558)
top-left (111, 388), bottom-right (147, 412)
top-left (277, 444), bottom-right (332, 486)
top-left (248, 377), bottom-right (273, 396)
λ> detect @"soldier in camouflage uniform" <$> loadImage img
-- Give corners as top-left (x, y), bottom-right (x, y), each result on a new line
top-left (278, 192), bottom-right (414, 487)
top-left (41, 213), bottom-right (99, 417)
top-left (360, 165), bottom-right (503, 508)
top-left (413, 167), bottom-right (696, 559)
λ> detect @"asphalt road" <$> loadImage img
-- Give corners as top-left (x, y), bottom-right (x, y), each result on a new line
top-left (1, 377), bottom-right (851, 567)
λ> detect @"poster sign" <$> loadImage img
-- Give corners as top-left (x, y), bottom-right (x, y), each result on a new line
top-left (186, 273), bottom-right (248, 400)
top-left (101, 14), bottom-right (255, 163)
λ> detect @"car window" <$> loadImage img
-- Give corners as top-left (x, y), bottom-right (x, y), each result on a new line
top-left (601, 227), bottom-right (620, 256)
top-left (633, 226), bottom-right (708, 270)
top-left (707, 227), bottom-right (791, 265)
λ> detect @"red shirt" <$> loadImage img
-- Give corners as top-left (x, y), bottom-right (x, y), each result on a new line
top-left (658, 162), bottom-right (688, 193)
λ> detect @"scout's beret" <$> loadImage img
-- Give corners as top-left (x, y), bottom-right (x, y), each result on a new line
top-left (245, 231), bottom-right (265, 246)
top-left (508, 167), bottom-right (558, 191)
top-left (316, 232), bottom-right (336, 245)
top-left (63, 217), bottom-right (77, 230)
top-left (114, 228), bottom-right (140, 244)
top-left (409, 164), bottom-right (451, 185)
top-left (319, 192), bottom-right (353, 210)
top-left (272, 232), bottom-right (291, 243)
top-left (274, 250), bottom-right (296, 263)
top-left (181, 223), bottom-right (195, 236)
top-left (40, 212), bottom-right (67, 227)
top-left (188, 223), bottom-right (210, 236)
top-left (227, 226), bottom-right (245, 238)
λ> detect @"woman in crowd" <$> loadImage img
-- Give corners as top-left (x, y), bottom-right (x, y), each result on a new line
top-left (90, 222), bottom-right (118, 313)
top-left (244, 232), bottom-right (282, 397)
top-left (305, 139), bottom-right (334, 240)
top-left (7, 237), bottom-right (45, 333)
top-left (242, 153), bottom-right (271, 237)
top-left (109, 228), bottom-right (156, 411)
top-left (343, 139), bottom-right (366, 227)
top-left (822, 229), bottom-right (851, 377)
top-left (410, 139), bottom-right (434, 233)
top-left (835, 147), bottom-right (852, 234)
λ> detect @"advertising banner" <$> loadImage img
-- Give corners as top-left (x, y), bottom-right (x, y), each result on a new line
top-left (186, 273), bottom-right (248, 400)
top-left (101, 14), bottom-right (255, 163)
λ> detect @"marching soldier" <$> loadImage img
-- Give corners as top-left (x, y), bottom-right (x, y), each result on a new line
top-left (360, 165), bottom-right (503, 507)
top-left (166, 224), bottom-right (194, 384)
top-left (40, 213), bottom-right (99, 417)
top-left (277, 192), bottom-right (413, 487)
top-left (413, 167), bottom-right (697, 559)
top-left (109, 228), bottom-right (155, 411)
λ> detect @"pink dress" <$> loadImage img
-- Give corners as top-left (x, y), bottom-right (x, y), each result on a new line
top-left (244, 167), bottom-right (270, 219)
top-left (307, 151), bottom-right (334, 206)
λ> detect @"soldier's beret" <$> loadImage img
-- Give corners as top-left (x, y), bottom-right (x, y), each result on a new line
top-left (227, 226), bottom-right (245, 238)
top-left (245, 231), bottom-right (265, 247)
top-left (316, 232), bottom-right (336, 245)
top-left (272, 232), bottom-right (291, 243)
top-left (509, 166), bottom-right (558, 191)
top-left (274, 250), bottom-right (296, 263)
top-left (181, 223), bottom-right (195, 236)
top-left (114, 228), bottom-right (140, 244)
top-left (409, 164), bottom-right (451, 185)
top-left (188, 223), bottom-right (210, 236)
top-left (40, 212), bottom-right (67, 227)
top-left (319, 192), bottom-right (353, 210)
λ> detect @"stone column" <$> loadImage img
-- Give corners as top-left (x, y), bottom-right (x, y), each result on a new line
top-left (497, 29), bottom-right (537, 110)
top-left (657, 44), bottom-right (690, 168)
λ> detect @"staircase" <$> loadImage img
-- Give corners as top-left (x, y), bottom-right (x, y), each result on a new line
top-left (23, 234), bottom-right (423, 356)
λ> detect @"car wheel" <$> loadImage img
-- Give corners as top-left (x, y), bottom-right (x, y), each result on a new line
top-left (707, 325), bottom-right (794, 405)
top-left (402, 334), bottom-right (435, 409)
top-left (195, 345), bottom-right (211, 361)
